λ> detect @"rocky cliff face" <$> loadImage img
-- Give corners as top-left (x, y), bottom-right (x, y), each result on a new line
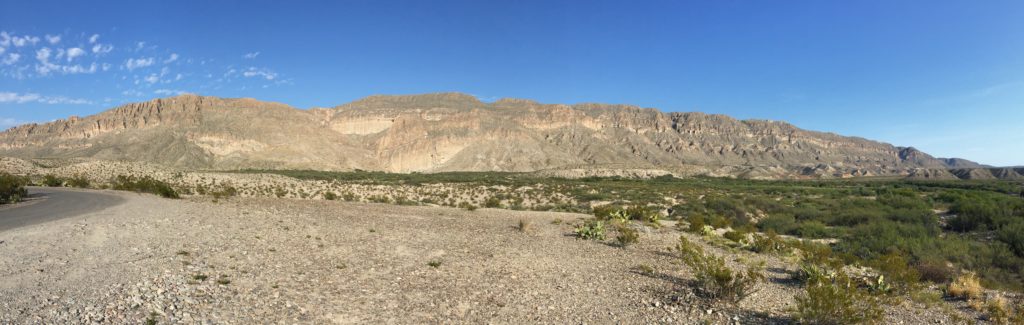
top-left (0, 93), bottom-right (986, 178)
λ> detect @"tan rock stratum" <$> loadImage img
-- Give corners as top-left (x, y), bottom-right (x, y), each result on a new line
top-left (0, 93), bottom-right (985, 178)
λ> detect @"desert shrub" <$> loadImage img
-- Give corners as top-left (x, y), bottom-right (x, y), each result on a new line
top-left (709, 215), bottom-right (733, 229)
top-left (517, 219), bottom-right (532, 232)
top-left (749, 231), bottom-right (788, 254)
top-left (66, 176), bottom-right (90, 188)
top-left (323, 191), bottom-right (338, 200)
top-left (575, 220), bottom-right (606, 240)
top-left (997, 221), bottom-right (1024, 256)
top-left (625, 205), bottom-right (660, 224)
top-left (723, 230), bottom-right (747, 243)
top-left (915, 259), bottom-right (954, 284)
top-left (947, 272), bottom-right (983, 300)
top-left (0, 173), bottom-right (28, 204)
top-left (685, 214), bottom-right (707, 233)
top-left (867, 251), bottom-right (920, 294)
top-left (794, 269), bottom-right (884, 325)
top-left (42, 174), bottom-right (64, 187)
top-left (986, 295), bottom-right (1012, 324)
top-left (795, 262), bottom-right (837, 286)
top-left (111, 175), bottom-right (179, 199)
top-left (677, 236), bottom-right (764, 303)
top-left (211, 186), bottom-right (238, 199)
top-left (593, 204), bottom-right (623, 220)
top-left (616, 224), bottom-right (639, 247)
top-left (484, 196), bottom-right (502, 208)
top-left (457, 202), bottom-right (477, 211)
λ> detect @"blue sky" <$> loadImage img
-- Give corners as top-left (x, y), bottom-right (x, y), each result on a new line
top-left (1, 1), bottom-right (1022, 166)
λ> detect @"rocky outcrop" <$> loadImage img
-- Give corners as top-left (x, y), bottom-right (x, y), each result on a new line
top-left (0, 93), bottom-right (987, 178)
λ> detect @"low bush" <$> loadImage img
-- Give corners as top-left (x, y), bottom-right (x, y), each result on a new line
top-left (986, 295), bottom-right (1012, 324)
top-left (616, 224), bottom-right (639, 247)
top-left (42, 174), bottom-right (64, 187)
top-left (748, 231), bottom-right (788, 255)
top-left (111, 175), bottom-right (179, 199)
top-left (723, 229), bottom-right (748, 243)
top-left (677, 236), bottom-right (764, 304)
top-left (794, 268), bottom-right (884, 325)
top-left (517, 219), bottom-right (532, 232)
top-left (323, 191), bottom-right (338, 200)
top-left (575, 220), bottom-right (606, 240)
top-left (915, 259), bottom-right (955, 284)
top-left (0, 173), bottom-right (28, 204)
top-left (947, 272), bottom-right (983, 301)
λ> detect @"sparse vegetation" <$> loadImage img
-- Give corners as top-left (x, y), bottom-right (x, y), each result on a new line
top-left (574, 220), bottom-right (606, 240)
top-left (677, 236), bottom-right (764, 304)
top-left (947, 272), bottom-right (983, 301)
top-left (0, 172), bottom-right (28, 204)
top-left (794, 266), bottom-right (884, 325)
top-left (428, 260), bottom-right (442, 268)
top-left (323, 191), bottom-right (337, 200)
top-left (111, 175), bottom-right (179, 199)
top-left (516, 219), bottom-right (532, 232)
top-left (615, 224), bottom-right (639, 247)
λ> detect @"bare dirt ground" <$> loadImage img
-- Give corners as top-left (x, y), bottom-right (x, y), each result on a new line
top-left (0, 189), bottom-right (964, 324)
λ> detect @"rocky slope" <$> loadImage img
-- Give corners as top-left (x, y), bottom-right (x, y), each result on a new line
top-left (0, 93), bottom-right (986, 178)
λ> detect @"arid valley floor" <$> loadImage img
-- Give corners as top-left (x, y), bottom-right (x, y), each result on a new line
top-left (0, 186), bottom-right (982, 324)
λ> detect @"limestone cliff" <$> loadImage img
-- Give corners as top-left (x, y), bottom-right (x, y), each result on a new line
top-left (0, 93), bottom-right (988, 178)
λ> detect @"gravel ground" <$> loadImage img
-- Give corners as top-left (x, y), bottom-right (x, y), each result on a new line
top-left (0, 190), bottom-right (973, 324)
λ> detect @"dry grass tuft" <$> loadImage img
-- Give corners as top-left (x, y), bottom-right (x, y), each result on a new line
top-left (947, 272), bottom-right (983, 301)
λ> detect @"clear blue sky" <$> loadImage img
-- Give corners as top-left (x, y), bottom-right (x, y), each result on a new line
top-left (1, 1), bottom-right (1022, 166)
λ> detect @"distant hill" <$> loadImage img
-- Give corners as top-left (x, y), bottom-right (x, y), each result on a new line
top-left (0, 93), bottom-right (989, 179)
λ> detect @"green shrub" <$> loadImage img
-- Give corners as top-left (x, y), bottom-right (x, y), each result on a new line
top-left (323, 191), bottom-right (338, 200)
top-left (685, 214), bottom-right (707, 233)
top-left (616, 224), bottom-right (639, 247)
top-left (677, 236), bottom-right (764, 303)
top-left (794, 269), bottom-right (884, 325)
top-left (484, 196), bottom-right (502, 208)
top-left (111, 175), bottom-right (179, 199)
top-left (723, 230), bottom-right (747, 243)
top-left (915, 259), bottom-right (954, 284)
top-left (593, 204), bottom-right (624, 221)
top-left (42, 174), bottom-right (63, 187)
top-left (749, 231), bottom-right (788, 254)
top-left (867, 251), bottom-right (920, 294)
top-left (66, 176), bottom-right (90, 188)
top-left (457, 202), bottom-right (478, 211)
top-left (575, 220), bottom-right (606, 240)
top-left (625, 205), bottom-right (660, 224)
top-left (0, 173), bottom-right (28, 204)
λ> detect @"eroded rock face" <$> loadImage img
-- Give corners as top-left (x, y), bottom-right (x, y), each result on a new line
top-left (0, 93), bottom-right (983, 178)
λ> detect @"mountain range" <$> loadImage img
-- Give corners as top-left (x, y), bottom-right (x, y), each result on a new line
top-left (1, 93), bottom-right (1018, 179)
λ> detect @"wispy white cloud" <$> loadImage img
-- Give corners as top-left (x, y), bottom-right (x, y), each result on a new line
top-left (89, 34), bottom-right (100, 44)
top-left (0, 91), bottom-right (92, 104)
top-left (45, 34), bottom-right (61, 44)
top-left (242, 52), bottom-right (260, 59)
top-left (163, 53), bottom-right (179, 64)
top-left (122, 89), bottom-right (144, 97)
top-left (1, 53), bottom-right (17, 65)
top-left (6, 32), bottom-right (40, 47)
top-left (242, 67), bottom-right (277, 80)
top-left (65, 47), bottom-right (86, 62)
top-left (34, 47), bottom-right (97, 75)
top-left (123, 57), bottom-right (154, 71)
top-left (154, 89), bottom-right (189, 96)
top-left (91, 43), bottom-right (113, 54)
